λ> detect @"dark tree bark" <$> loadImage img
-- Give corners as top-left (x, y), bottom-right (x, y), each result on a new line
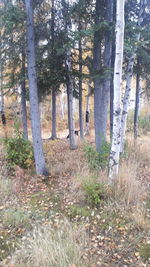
top-left (24, 0), bottom-right (48, 176)
top-left (134, 58), bottom-right (141, 140)
top-left (93, 0), bottom-right (103, 152)
top-left (78, 20), bottom-right (84, 139)
top-left (101, 0), bottom-right (114, 144)
top-left (21, 49), bottom-right (28, 141)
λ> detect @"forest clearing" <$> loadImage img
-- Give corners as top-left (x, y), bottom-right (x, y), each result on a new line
top-left (0, 0), bottom-right (150, 266)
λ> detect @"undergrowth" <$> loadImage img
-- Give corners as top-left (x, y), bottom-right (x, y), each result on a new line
top-left (83, 142), bottom-right (110, 170)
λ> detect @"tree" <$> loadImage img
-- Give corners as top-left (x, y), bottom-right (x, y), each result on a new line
top-left (93, 0), bottom-right (104, 152)
top-left (109, 0), bottom-right (125, 182)
top-left (120, 0), bottom-right (148, 153)
top-left (24, 0), bottom-right (48, 175)
top-left (134, 56), bottom-right (141, 140)
top-left (62, 0), bottom-right (76, 149)
top-left (50, 0), bottom-right (57, 140)
top-left (20, 46), bottom-right (28, 140)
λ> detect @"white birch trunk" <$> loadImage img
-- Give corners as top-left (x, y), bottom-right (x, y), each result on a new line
top-left (120, 0), bottom-right (146, 153)
top-left (109, 0), bottom-right (125, 182)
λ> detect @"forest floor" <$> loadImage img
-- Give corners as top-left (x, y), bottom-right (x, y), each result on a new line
top-left (0, 130), bottom-right (150, 266)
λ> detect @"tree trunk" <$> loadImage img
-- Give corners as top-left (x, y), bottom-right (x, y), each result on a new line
top-left (0, 48), bottom-right (6, 137)
top-left (120, 0), bottom-right (146, 153)
top-left (110, 39), bottom-right (116, 140)
top-left (21, 49), bottom-right (28, 141)
top-left (50, 0), bottom-right (57, 140)
top-left (101, 0), bottom-right (114, 144)
top-left (134, 60), bottom-right (141, 140)
top-left (66, 51), bottom-right (76, 149)
top-left (51, 86), bottom-right (57, 139)
top-left (93, 0), bottom-right (103, 152)
top-left (85, 81), bottom-right (91, 136)
top-left (109, 0), bottom-right (125, 182)
top-left (0, 58), bottom-right (4, 115)
top-left (24, 0), bottom-right (48, 176)
top-left (78, 21), bottom-right (84, 139)
top-left (62, 0), bottom-right (76, 149)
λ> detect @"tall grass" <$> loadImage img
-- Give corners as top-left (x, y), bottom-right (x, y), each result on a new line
top-left (10, 219), bottom-right (88, 267)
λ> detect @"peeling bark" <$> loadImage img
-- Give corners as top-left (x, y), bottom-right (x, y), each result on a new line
top-left (109, 0), bottom-right (125, 182)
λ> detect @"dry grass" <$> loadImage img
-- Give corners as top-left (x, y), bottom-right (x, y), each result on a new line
top-left (10, 219), bottom-right (88, 267)
top-left (0, 175), bottom-right (13, 204)
top-left (116, 157), bottom-right (145, 205)
top-left (44, 139), bottom-right (85, 177)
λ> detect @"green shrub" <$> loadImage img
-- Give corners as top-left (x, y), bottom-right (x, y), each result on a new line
top-left (68, 205), bottom-right (90, 217)
top-left (4, 137), bottom-right (34, 169)
top-left (83, 142), bottom-right (110, 170)
top-left (83, 182), bottom-right (105, 207)
top-left (4, 119), bottom-right (34, 169)
top-left (127, 112), bottom-right (150, 135)
top-left (2, 207), bottom-right (30, 228)
top-left (138, 115), bottom-right (150, 134)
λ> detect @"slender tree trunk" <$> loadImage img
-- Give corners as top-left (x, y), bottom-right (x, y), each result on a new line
top-left (0, 57), bottom-right (4, 115)
top-left (62, 0), bottom-right (76, 149)
top-left (110, 40), bottom-right (115, 139)
top-left (101, 0), bottom-right (114, 144)
top-left (78, 20), bottom-right (84, 139)
top-left (109, 0), bottom-right (125, 182)
top-left (51, 86), bottom-right (57, 139)
top-left (66, 51), bottom-right (76, 149)
top-left (24, 0), bottom-right (48, 176)
top-left (21, 49), bottom-right (28, 141)
top-left (85, 81), bottom-right (91, 136)
top-left (134, 60), bottom-right (141, 140)
top-left (50, 0), bottom-right (57, 140)
top-left (93, 0), bottom-right (103, 152)
top-left (120, 0), bottom-right (146, 153)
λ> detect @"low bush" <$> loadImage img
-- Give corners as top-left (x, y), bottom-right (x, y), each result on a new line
top-left (83, 182), bottom-right (106, 207)
top-left (83, 142), bottom-right (110, 170)
top-left (2, 207), bottom-right (30, 228)
top-left (4, 137), bottom-right (34, 169)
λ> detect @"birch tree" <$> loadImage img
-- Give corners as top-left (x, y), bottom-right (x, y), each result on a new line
top-left (24, 0), bottom-right (48, 176)
top-left (109, 0), bottom-right (125, 182)
top-left (120, 0), bottom-right (147, 153)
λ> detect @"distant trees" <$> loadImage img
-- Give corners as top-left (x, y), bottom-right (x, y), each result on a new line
top-left (0, 0), bottom-right (150, 178)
